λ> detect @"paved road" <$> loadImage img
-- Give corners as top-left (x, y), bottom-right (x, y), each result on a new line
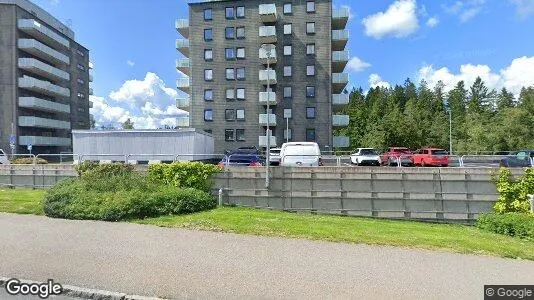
top-left (1, 213), bottom-right (533, 300)
top-left (0, 289), bottom-right (77, 299)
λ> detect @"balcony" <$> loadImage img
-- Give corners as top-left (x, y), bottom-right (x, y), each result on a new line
top-left (176, 97), bottom-right (189, 109)
top-left (332, 93), bottom-right (349, 106)
top-left (332, 115), bottom-right (350, 127)
top-left (89, 88), bottom-right (94, 95)
top-left (18, 76), bottom-right (70, 98)
top-left (89, 101), bottom-right (93, 108)
top-left (332, 50), bottom-right (349, 73)
top-left (176, 116), bottom-right (190, 127)
top-left (17, 39), bottom-right (69, 65)
top-left (332, 7), bottom-right (349, 29)
top-left (259, 92), bottom-right (277, 105)
top-left (176, 78), bottom-right (190, 94)
top-left (332, 29), bottom-right (349, 51)
top-left (259, 46), bottom-right (277, 65)
top-left (333, 136), bottom-right (350, 148)
top-left (259, 135), bottom-right (277, 147)
top-left (175, 19), bottom-right (189, 38)
top-left (175, 39), bottom-right (190, 57)
top-left (18, 58), bottom-right (70, 82)
top-left (259, 4), bottom-right (277, 23)
top-left (89, 61), bottom-right (94, 69)
top-left (18, 19), bottom-right (70, 49)
top-left (18, 116), bottom-right (70, 130)
top-left (175, 58), bottom-right (191, 76)
top-left (19, 136), bottom-right (71, 147)
top-left (259, 26), bottom-right (277, 43)
top-left (18, 97), bottom-right (70, 114)
top-left (259, 114), bottom-right (277, 126)
top-left (259, 69), bottom-right (277, 85)
top-left (332, 73), bottom-right (349, 93)
top-left (89, 74), bottom-right (93, 82)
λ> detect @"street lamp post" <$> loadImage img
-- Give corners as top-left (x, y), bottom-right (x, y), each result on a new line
top-left (445, 99), bottom-right (452, 155)
top-left (262, 44), bottom-right (273, 189)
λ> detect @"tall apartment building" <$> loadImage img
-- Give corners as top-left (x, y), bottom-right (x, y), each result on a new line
top-left (176, 0), bottom-right (350, 154)
top-left (0, 0), bottom-right (92, 155)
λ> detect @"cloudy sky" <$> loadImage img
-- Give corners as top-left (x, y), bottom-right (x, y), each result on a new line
top-left (33, 0), bottom-right (534, 128)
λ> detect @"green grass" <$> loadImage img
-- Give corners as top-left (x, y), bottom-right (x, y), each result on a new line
top-left (135, 207), bottom-right (534, 260)
top-left (0, 188), bottom-right (46, 215)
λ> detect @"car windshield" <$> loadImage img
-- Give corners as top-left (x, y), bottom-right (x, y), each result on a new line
top-left (393, 148), bottom-right (411, 153)
top-left (270, 149), bottom-right (281, 154)
top-left (360, 149), bottom-right (378, 155)
top-left (432, 150), bottom-right (448, 155)
top-left (229, 148), bottom-right (258, 155)
top-left (284, 145), bottom-right (318, 156)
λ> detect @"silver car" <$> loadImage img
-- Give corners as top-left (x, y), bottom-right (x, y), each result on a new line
top-left (280, 142), bottom-right (322, 167)
top-left (0, 149), bottom-right (9, 165)
top-left (350, 148), bottom-right (381, 166)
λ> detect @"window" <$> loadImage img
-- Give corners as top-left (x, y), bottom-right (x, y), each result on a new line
top-left (204, 49), bottom-right (213, 61)
top-left (204, 69), bottom-right (213, 81)
top-left (236, 27), bottom-right (245, 39)
top-left (283, 66), bottom-right (292, 77)
top-left (284, 108), bottom-right (292, 119)
top-left (306, 1), bottom-right (315, 13)
top-left (284, 24), bottom-right (292, 35)
top-left (306, 22), bottom-right (315, 34)
top-left (236, 88), bottom-right (245, 100)
top-left (283, 3), bottom-right (292, 14)
top-left (307, 65), bottom-right (315, 76)
top-left (237, 6), bottom-right (245, 18)
top-left (226, 88), bottom-right (235, 100)
top-left (204, 29), bottom-right (213, 41)
top-left (77, 107), bottom-right (85, 112)
top-left (283, 87), bottom-right (292, 99)
top-left (306, 86), bottom-right (316, 97)
top-left (204, 89), bottom-right (213, 101)
top-left (236, 47), bottom-right (245, 59)
top-left (284, 129), bottom-right (292, 140)
top-left (204, 129), bottom-right (212, 134)
top-left (77, 64), bottom-right (85, 71)
top-left (225, 109), bottom-right (235, 121)
top-left (307, 44), bottom-right (315, 55)
top-left (225, 129), bottom-right (235, 141)
top-left (284, 45), bottom-right (292, 56)
top-left (306, 128), bottom-right (316, 141)
top-left (225, 7), bottom-right (235, 19)
top-left (77, 92), bottom-right (85, 99)
top-left (236, 129), bottom-right (245, 141)
top-left (77, 78), bottom-right (84, 85)
top-left (226, 68), bottom-right (235, 80)
top-left (204, 9), bottom-right (212, 20)
top-left (236, 67), bottom-right (245, 80)
top-left (236, 109), bottom-right (245, 120)
top-left (306, 107), bottom-right (316, 119)
top-left (225, 27), bottom-right (235, 39)
top-left (76, 49), bottom-right (85, 57)
top-left (226, 48), bottom-right (235, 60)
top-left (204, 109), bottom-right (213, 122)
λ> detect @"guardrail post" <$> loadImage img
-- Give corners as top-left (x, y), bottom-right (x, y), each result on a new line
top-left (459, 156), bottom-right (465, 168)
top-left (397, 157), bottom-right (402, 168)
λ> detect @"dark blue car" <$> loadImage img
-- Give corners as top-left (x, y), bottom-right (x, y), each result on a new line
top-left (218, 147), bottom-right (264, 167)
top-left (500, 150), bottom-right (534, 168)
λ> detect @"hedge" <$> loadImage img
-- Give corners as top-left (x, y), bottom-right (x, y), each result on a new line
top-left (476, 213), bottom-right (534, 240)
top-left (147, 162), bottom-right (221, 192)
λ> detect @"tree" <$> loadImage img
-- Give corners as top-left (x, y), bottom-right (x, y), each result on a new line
top-left (122, 118), bottom-right (134, 129)
top-left (497, 88), bottom-right (515, 111)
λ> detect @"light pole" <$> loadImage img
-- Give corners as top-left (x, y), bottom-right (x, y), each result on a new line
top-left (445, 99), bottom-right (452, 155)
top-left (262, 44), bottom-right (274, 189)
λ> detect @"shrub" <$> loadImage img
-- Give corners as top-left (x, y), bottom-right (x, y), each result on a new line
top-left (75, 162), bottom-right (134, 177)
top-left (10, 157), bottom-right (48, 164)
top-left (148, 162), bottom-right (221, 192)
top-left (492, 168), bottom-right (534, 213)
top-left (476, 213), bottom-right (534, 240)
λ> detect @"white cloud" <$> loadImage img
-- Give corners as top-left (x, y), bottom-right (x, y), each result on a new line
top-left (426, 17), bottom-right (440, 27)
top-left (90, 72), bottom-right (187, 129)
top-left (442, 0), bottom-right (486, 22)
top-left (126, 60), bottom-right (135, 67)
top-left (362, 0), bottom-right (420, 39)
top-left (369, 74), bottom-right (391, 89)
top-left (509, 0), bottom-right (534, 19)
top-left (347, 57), bottom-right (372, 72)
top-left (416, 56), bottom-right (534, 97)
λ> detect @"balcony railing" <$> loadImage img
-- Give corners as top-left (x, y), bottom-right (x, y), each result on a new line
top-left (89, 88), bottom-right (94, 95)
top-left (332, 115), bottom-right (350, 127)
top-left (18, 19), bottom-right (70, 49)
top-left (259, 46), bottom-right (277, 65)
top-left (175, 58), bottom-right (191, 76)
top-left (259, 114), bottom-right (277, 126)
top-left (259, 135), bottom-right (277, 147)
top-left (259, 4), bottom-right (277, 23)
top-left (175, 19), bottom-right (189, 38)
top-left (332, 7), bottom-right (349, 29)
top-left (176, 78), bottom-right (190, 94)
top-left (259, 69), bottom-right (277, 85)
top-left (332, 93), bottom-right (349, 106)
top-left (259, 26), bottom-right (277, 43)
top-left (332, 73), bottom-right (349, 93)
top-left (333, 136), bottom-right (350, 148)
top-left (176, 116), bottom-right (190, 127)
top-left (259, 92), bottom-right (277, 105)
top-left (18, 58), bottom-right (70, 82)
top-left (18, 75), bottom-right (70, 98)
top-left (18, 97), bottom-right (70, 114)
top-left (18, 116), bottom-right (71, 130)
top-left (89, 74), bottom-right (94, 82)
top-left (175, 39), bottom-right (190, 57)
top-left (332, 29), bottom-right (349, 51)
top-left (19, 136), bottom-right (71, 147)
top-left (332, 50), bottom-right (349, 72)
top-left (176, 97), bottom-right (190, 109)
top-left (17, 39), bottom-right (69, 65)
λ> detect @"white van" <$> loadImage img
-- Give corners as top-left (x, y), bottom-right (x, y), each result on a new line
top-left (0, 149), bottom-right (9, 165)
top-left (280, 142), bottom-right (322, 167)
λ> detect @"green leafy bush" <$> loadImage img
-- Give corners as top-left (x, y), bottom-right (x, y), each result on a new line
top-left (75, 162), bottom-right (133, 177)
top-left (477, 213), bottom-right (534, 240)
top-left (492, 168), bottom-right (534, 213)
top-left (148, 162), bottom-right (221, 192)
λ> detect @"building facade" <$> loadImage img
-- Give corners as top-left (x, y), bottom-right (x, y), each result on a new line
top-left (176, 0), bottom-right (349, 154)
top-left (0, 0), bottom-right (92, 155)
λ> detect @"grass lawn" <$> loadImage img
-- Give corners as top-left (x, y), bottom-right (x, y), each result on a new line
top-left (0, 188), bottom-right (45, 215)
top-left (136, 207), bottom-right (534, 260)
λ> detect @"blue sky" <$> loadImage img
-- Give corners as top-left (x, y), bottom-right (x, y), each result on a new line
top-left (32, 0), bottom-right (534, 128)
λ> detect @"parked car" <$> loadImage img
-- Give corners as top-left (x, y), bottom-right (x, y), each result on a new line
top-left (280, 142), bottom-right (322, 167)
top-left (413, 148), bottom-right (449, 167)
top-left (0, 149), bottom-right (9, 165)
top-left (350, 148), bottom-right (381, 166)
top-left (380, 147), bottom-right (414, 166)
top-left (499, 150), bottom-right (534, 168)
top-left (269, 148), bottom-right (282, 166)
top-left (218, 146), bottom-right (263, 167)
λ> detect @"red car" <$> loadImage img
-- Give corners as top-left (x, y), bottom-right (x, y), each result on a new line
top-left (380, 147), bottom-right (414, 166)
top-left (413, 148), bottom-right (449, 167)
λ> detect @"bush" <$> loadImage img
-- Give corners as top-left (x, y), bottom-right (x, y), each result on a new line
top-left (10, 157), bottom-right (48, 164)
top-left (492, 168), bottom-right (534, 213)
top-left (477, 213), bottom-right (534, 240)
top-left (148, 162), bottom-right (221, 192)
top-left (75, 162), bottom-right (134, 177)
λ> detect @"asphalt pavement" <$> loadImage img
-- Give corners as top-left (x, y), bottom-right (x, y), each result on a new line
top-left (1, 213), bottom-right (533, 300)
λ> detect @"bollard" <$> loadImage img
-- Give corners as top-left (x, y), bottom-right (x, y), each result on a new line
top-left (218, 188), bottom-right (224, 207)
top-left (528, 194), bottom-right (534, 213)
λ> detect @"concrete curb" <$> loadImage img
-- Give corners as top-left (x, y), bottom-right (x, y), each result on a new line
top-left (0, 277), bottom-right (165, 300)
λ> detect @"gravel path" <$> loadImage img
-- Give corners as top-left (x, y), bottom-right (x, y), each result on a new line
top-left (1, 213), bottom-right (533, 300)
